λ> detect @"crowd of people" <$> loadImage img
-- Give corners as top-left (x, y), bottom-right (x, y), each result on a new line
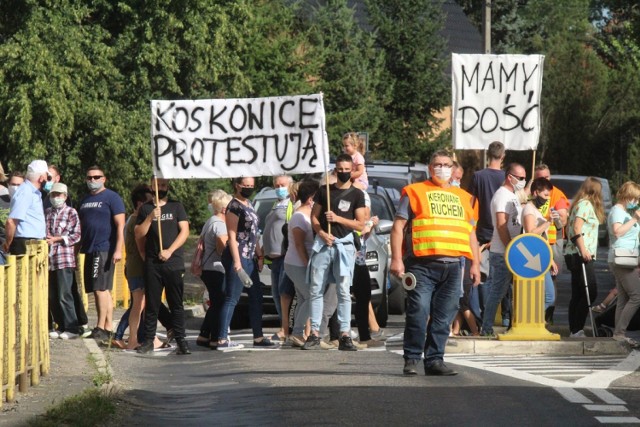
top-left (1, 137), bottom-right (639, 375)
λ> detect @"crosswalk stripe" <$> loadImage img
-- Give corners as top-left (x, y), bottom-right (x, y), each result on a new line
top-left (595, 417), bottom-right (640, 424)
top-left (584, 405), bottom-right (628, 412)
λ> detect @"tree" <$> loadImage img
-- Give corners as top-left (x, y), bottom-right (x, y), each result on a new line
top-left (307, 0), bottom-right (390, 156)
top-left (364, 0), bottom-right (449, 161)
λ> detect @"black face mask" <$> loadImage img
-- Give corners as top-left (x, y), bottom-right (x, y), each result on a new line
top-left (240, 187), bottom-right (254, 198)
top-left (336, 171), bottom-right (351, 184)
top-left (157, 189), bottom-right (169, 199)
top-left (533, 196), bottom-right (548, 209)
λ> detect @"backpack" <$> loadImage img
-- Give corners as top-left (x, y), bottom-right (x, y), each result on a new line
top-left (190, 235), bottom-right (205, 277)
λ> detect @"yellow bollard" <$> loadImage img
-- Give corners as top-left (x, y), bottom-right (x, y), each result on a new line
top-left (17, 253), bottom-right (29, 392)
top-left (499, 233), bottom-right (560, 341)
top-left (37, 241), bottom-right (50, 376)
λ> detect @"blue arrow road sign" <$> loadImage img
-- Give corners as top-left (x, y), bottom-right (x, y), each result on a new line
top-left (505, 233), bottom-right (553, 279)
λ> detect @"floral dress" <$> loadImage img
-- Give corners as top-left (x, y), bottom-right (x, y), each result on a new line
top-left (227, 198), bottom-right (259, 259)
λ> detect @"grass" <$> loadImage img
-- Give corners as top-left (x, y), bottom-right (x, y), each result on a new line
top-left (87, 353), bottom-right (113, 387)
top-left (27, 388), bottom-right (117, 427)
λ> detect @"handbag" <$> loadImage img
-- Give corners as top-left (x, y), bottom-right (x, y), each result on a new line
top-left (613, 247), bottom-right (639, 268)
top-left (190, 236), bottom-right (205, 276)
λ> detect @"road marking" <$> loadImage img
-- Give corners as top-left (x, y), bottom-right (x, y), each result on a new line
top-left (584, 405), bottom-right (628, 412)
top-left (594, 417), bottom-right (640, 424)
top-left (446, 354), bottom-right (637, 389)
top-left (589, 388), bottom-right (626, 405)
top-left (554, 387), bottom-right (592, 403)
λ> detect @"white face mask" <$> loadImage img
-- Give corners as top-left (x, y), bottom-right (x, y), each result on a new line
top-left (87, 181), bottom-right (104, 192)
top-left (450, 180), bottom-right (461, 188)
top-left (510, 175), bottom-right (526, 192)
top-left (433, 166), bottom-right (452, 181)
top-left (50, 196), bottom-right (66, 209)
top-left (8, 185), bottom-right (19, 197)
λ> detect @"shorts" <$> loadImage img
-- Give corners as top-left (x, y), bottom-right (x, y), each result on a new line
top-left (127, 276), bottom-right (145, 292)
top-left (83, 251), bottom-right (115, 293)
top-left (279, 270), bottom-right (295, 296)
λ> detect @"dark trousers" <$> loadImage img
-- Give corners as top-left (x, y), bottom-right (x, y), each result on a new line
top-left (49, 268), bottom-right (79, 333)
top-left (144, 262), bottom-right (186, 342)
top-left (352, 263), bottom-right (372, 341)
top-left (72, 275), bottom-right (88, 325)
top-left (200, 270), bottom-right (225, 340)
top-left (565, 254), bottom-right (598, 334)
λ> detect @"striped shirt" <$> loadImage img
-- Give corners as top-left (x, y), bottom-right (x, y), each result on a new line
top-left (46, 205), bottom-right (81, 271)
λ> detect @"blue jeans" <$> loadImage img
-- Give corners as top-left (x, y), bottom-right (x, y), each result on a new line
top-left (220, 254), bottom-right (264, 339)
top-left (544, 270), bottom-right (555, 309)
top-left (49, 268), bottom-right (79, 333)
top-left (308, 244), bottom-right (354, 333)
top-left (403, 259), bottom-right (461, 363)
top-left (481, 252), bottom-right (513, 334)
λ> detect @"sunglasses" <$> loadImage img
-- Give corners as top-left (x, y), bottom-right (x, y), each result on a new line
top-left (86, 175), bottom-right (104, 181)
top-left (509, 173), bottom-right (527, 181)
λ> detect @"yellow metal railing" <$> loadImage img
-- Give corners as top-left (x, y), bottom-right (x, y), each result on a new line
top-left (1, 241), bottom-right (50, 408)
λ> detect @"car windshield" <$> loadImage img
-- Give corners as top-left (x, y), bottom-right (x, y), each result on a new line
top-left (551, 179), bottom-right (584, 200)
top-left (369, 193), bottom-right (394, 221)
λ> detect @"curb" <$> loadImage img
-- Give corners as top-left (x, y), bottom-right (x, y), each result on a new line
top-left (82, 337), bottom-right (114, 379)
top-left (444, 337), bottom-right (631, 355)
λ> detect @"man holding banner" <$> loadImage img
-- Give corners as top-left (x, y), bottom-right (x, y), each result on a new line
top-left (135, 178), bottom-right (191, 355)
top-left (303, 153), bottom-right (366, 351)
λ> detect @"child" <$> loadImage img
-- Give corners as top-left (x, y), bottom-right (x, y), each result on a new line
top-left (342, 132), bottom-right (368, 190)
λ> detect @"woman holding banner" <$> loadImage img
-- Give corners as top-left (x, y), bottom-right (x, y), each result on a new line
top-left (219, 177), bottom-right (277, 349)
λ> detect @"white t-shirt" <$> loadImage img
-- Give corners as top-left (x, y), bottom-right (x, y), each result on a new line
top-left (489, 186), bottom-right (522, 254)
top-left (284, 211), bottom-right (313, 267)
top-left (522, 202), bottom-right (548, 240)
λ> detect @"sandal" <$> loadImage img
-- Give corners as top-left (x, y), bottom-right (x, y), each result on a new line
top-left (111, 339), bottom-right (127, 349)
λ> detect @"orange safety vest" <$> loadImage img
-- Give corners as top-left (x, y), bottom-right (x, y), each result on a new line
top-left (404, 181), bottom-right (476, 259)
top-left (539, 186), bottom-right (570, 244)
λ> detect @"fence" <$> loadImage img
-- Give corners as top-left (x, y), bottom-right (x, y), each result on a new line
top-left (0, 242), bottom-right (130, 408)
top-left (0, 241), bottom-right (50, 408)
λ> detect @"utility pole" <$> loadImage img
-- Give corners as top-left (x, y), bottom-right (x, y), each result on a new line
top-left (482, 0), bottom-right (491, 166)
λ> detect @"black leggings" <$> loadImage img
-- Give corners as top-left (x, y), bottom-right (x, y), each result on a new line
top-left (352, 263), bottom-right (372, 341)
top-left (565, 254), bottom-right (598, 334)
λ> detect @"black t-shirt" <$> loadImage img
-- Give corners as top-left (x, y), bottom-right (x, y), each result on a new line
top-left (137, 199), bottom-right (189, 268)
top-left (315, 185), bottom-right (366, 239)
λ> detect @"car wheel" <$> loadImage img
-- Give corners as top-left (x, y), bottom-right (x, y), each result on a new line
top-left (388, 279), bottom-right (406, 315)
top-left (374, 276), bottom-right (389, 328)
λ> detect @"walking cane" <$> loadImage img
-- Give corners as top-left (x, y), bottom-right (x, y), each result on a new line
top-left (579, 256), bottom-right (598, 337)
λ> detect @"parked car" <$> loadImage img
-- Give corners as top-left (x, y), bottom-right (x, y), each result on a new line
top-left (207, 181), bottom-right (397, 329)
top-left (366, 161), bottom-right (430, 208)
top-left (550, 175), bottom-right (612, 246)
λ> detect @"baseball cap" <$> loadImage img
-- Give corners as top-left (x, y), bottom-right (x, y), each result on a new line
top-left (51, 183), bottom-right (68, 194)
top-left (27, 160), bottom-right (50, 176)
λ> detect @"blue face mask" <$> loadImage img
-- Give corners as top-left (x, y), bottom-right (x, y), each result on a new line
top-left (275, 187), bottom-right (289, 200)
top-left (43, 181), bottom-right (53, 192)
top-left (627, 202), bottom-right (637, 210)
top-left (450, 180), bottom-right (460, 188)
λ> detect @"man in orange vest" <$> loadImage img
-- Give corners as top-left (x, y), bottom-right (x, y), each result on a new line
top-left (391, 150), bottom-right (480, 376)
top-left (534, 164), bottom-right (570, 323)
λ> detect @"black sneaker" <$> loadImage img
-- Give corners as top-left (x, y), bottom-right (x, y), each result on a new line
top-left (338, 335), bottom-right (357, 351)
top-left (136, 341), bottom-right (154, 354)
top-left (403, 359), bottom-right (420, 376)
top-left (175, 339), bottom-right (191, 355)
top-left (424, 360), bottom-right (458, 376)
top-left (301, 334), bottom-right (321, 350)
top-left (87, 327), bottom-right (101, 339)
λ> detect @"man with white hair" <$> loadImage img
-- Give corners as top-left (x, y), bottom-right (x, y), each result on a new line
top-left (3, 160), bottom-right (50, 255)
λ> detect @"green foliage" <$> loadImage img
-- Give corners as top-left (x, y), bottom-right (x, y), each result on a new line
top-left (28, 388), bottom-right (116, 427)
top-left (307, 0), bottom-right (391, 156)
top-left (364, 0), bottom-right (449, 160)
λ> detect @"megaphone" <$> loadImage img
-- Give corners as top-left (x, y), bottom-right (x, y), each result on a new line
top-left (401, 272), bottom-right (417, 291)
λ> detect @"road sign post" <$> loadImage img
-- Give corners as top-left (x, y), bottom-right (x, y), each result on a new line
top-left (499, 233), bottom-right (560, 341)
